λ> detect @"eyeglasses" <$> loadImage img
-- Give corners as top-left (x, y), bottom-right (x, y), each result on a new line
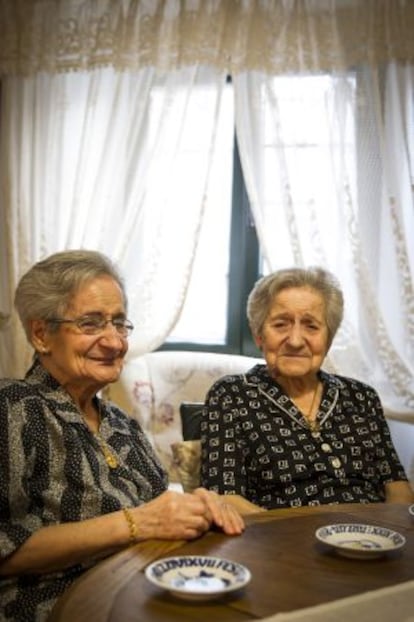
top-left (48, 315), bottom-right (134, 337)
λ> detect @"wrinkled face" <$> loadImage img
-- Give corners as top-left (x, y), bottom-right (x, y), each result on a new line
top-left (255, 286), bottom-right (329, 381)
top-left (32, 275), bottom-right (129, 394)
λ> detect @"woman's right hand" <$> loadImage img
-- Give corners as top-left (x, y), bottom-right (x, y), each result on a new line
top-left (130, 490), bottom-right (215, 541)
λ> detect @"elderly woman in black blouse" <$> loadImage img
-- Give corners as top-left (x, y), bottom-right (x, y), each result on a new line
top-left (200, 267), bottom-right (414, 510)
top-left (0, 250), bottom-right (244, 622)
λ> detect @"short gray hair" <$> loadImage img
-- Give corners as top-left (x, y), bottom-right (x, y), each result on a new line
top-left (15, 249), bottom-right (127, 340)
top-left (247, 267), bottom-right (344, 349)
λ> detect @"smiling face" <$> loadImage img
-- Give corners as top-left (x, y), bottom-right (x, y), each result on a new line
top-left (254, 286), bottom-right (329, 382)
top-left (31, 275), bottom-right (129, 400)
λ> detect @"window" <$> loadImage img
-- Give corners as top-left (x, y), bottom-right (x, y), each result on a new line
top-left (162, 72), bottom-right (357, 355)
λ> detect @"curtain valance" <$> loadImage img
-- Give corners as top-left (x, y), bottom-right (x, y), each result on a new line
top-left (1, 0), bottom-right (414, 77)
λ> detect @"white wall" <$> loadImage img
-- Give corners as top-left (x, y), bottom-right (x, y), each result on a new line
top-left (388, 419), bottom-right (414, 489)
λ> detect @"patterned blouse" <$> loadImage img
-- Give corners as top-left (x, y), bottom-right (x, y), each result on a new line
top-left (0, 360), bottom-right (168, 622)
top-left (200, 364), bottom-right (407, 509)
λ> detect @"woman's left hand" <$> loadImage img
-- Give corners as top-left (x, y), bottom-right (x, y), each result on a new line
top-left (192, 488), bottom-right (245, 535)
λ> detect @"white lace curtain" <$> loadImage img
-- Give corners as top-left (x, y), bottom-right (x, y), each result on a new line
top-left (234, 65), bottom-right (414, 419)
top-left (1, 0), bottom-right (414, 420)
top-left (1, 0), bottom-right (414, 74)
top-left (0, 64), bottom-right (229, 376)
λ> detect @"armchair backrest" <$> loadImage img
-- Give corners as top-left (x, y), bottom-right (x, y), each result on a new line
top-left (104, 350), bottom-right (262, 483)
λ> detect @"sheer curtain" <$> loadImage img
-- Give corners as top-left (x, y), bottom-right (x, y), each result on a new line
top-left (1, 0), bottom-right (414, 422)
top-left (0, 64), bottom-right (228, 377)
top-left (234, 64), bottom-right (414, 420)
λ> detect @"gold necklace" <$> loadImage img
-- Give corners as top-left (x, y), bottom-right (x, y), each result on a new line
top-left (94, 406), bottom-right (119, 469)
top-left (257, 383), bottom-right (325, 439)
top-left (95, 434), bottom-right (119, 469)
top-left (305, 382), bottom-right (321, 438)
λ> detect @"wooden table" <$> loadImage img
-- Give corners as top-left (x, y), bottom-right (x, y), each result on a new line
top-left (49, 503), bottom-right (414, 622)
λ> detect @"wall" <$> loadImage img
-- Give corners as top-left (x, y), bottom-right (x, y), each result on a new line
top-left (388, 419), bottom-right (414, 489)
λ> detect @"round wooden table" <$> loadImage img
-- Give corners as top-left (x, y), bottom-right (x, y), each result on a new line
top-left (49, 503), bottom-right (414, 622)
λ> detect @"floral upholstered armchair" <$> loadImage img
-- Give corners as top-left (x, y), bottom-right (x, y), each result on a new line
top-left (103, 350), bottom-right (262, 487)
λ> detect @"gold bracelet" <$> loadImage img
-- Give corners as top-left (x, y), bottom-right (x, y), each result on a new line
top-left (122, 508), bottom-right (139, 544)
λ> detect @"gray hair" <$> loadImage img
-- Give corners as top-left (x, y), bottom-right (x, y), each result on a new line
top-left (14, 249), bottom-right (127, 340)
top-left (247, 267), bottom-right (344, 349)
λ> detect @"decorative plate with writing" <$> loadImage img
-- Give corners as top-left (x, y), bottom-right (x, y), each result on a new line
top-left (315, 523), bottom-right (406, 559)
top-left (145, 555), bottom-right (251, 600)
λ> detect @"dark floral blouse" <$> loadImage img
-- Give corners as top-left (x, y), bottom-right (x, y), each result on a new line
top-left (200, 364), bottom-right (408, 509)
top-left (0, 360), bottom-right (168, 622)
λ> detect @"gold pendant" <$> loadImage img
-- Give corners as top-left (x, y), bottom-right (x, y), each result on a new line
top-left (309, 419), bottom-right (320, 438)
top-left (96, 435), bottom-right (119, 468)
top-left (104, 452), bottom-right (118, 469)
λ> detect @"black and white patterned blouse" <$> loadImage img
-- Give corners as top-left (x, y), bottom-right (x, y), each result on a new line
top-left (0, 360), bottom-right (168, 622)
top-left (200, 364), bottom-right (407, 509)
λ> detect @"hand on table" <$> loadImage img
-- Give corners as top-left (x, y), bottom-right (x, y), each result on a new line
top-left (131, 488), bottom-right (245, 542)
top-left (192, 487), bottom-right (245, 535)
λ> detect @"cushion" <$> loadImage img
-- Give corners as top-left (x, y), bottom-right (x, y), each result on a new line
top-left (171, 440), bottom-right (201, 492)
top-left (179, 402), bottom-right (204, 440)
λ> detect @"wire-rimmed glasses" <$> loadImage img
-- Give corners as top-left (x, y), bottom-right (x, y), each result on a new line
top-left (48, 314), bottom-right (134, 337)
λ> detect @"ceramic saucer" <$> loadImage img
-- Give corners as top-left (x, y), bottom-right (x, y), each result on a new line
top-left (315, 523), bottom-right (406, 559)
top-left (145, 555), bottom-right (251, 600)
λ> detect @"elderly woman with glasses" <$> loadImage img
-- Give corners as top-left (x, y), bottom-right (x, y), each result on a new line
top-left (0, 250), bottom-right (244, 622)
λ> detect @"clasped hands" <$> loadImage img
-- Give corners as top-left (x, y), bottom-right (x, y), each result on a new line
top-left (134, 487), bottom-right (245, 541)
top-left (192, 487), bottom-right (245, 535)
